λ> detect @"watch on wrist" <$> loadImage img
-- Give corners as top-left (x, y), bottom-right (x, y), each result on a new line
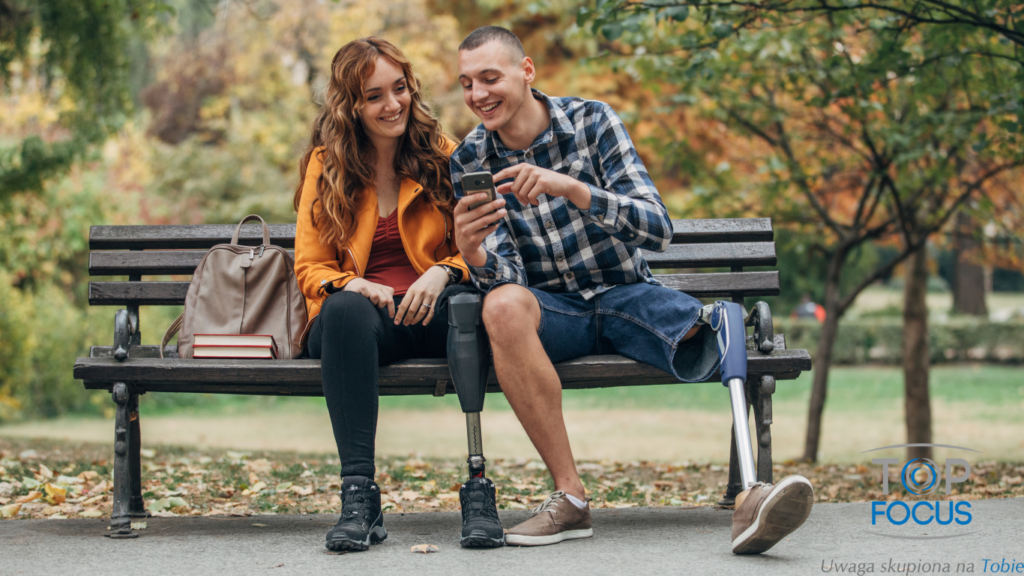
top-left (439, 264), bottom-right (462, 285)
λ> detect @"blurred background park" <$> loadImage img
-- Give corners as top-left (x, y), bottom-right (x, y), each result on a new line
top-left (1, 0), bottom-right (1023, 478)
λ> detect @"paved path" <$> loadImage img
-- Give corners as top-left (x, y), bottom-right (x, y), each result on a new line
top-left (2, 499), bottom-right (1021, 575)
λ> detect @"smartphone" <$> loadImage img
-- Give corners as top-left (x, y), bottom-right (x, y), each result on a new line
top-left (464, 171), bottom-right (496, 211)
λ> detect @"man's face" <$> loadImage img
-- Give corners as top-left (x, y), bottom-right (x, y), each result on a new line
top-left (458, 42), bottom-right (532, 132)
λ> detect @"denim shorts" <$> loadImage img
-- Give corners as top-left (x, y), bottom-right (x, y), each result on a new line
top-left (528, 282), bottom-right (719, 383)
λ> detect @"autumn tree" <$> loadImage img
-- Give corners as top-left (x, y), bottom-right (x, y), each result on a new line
top-left (0, 0), bottom-right (172, 197)
top-left (579, 2), bottom-right (1024, 461)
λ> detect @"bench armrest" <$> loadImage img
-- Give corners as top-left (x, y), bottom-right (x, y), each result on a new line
top-left (744, 301), bottom-right (774, 354)
top-left (113, 309), bottom-right (135, 362)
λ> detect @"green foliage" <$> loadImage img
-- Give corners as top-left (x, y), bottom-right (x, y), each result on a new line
top-left (0, 167), bottom-right (109, 293)
top-left (0, 269), bottom-right (110, 422)
top-left (0, 0), bottom-right (173, 198)
top-left (0, 167), bottom-right (126, 421)
top-left (783, 318), bottom-right (1024, 365)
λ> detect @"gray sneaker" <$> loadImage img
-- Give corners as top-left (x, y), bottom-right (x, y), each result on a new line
top-left (731, 475), bottom-right (814, 554)
top-left (505, 491), bottom-right (594, 546)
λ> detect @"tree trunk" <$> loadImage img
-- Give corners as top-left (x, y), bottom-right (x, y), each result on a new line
top-left (952, 213), bottom-right (988, 316)
top-left (803, 255), bottom-right (844, 463)
top-left (903, 245), bottom-right (933, 461)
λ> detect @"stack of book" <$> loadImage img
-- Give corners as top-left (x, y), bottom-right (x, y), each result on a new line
top-left (193, 334), bottom-right (278, 359)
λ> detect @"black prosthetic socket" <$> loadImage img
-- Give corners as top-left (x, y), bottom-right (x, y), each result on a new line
top-left (447, 293), bottom-right (491, 479)
top-left (447, 292), bottom-right (489, 412)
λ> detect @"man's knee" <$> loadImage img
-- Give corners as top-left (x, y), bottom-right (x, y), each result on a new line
top-left (481, 284), bottom-right (539, 339)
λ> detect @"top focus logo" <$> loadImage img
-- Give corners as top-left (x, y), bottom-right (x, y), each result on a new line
top-left (864, 443), bottom-right (980, 538)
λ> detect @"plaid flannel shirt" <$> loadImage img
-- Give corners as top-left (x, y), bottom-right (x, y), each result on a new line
top-left (450, 89), bottom-right (672, 299)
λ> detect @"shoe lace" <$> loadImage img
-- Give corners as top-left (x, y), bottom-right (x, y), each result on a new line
top-left (531, 491), bottom-right (565, 515)
top-left (340, 485), bottom-right (375, 522)
top-left (462, 480), bottom-right (499, 520)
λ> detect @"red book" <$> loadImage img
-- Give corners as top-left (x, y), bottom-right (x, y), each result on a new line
top-left (193, 334), bottom-right (278, 359)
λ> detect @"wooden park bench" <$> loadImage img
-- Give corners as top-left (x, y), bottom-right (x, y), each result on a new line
top-left (73, 217), bottom-right (811, 537)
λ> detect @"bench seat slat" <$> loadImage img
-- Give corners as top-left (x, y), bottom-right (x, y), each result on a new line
top-left (89, 219), bottom-right (773, 250)
top-left (88, 271), bottom-right (779, 305)
top-left (88, 242), bottom-right (777, 276)
top-left (74, 348), bottom-right (811, 394)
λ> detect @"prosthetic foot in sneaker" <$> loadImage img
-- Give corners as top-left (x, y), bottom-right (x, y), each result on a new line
top-left (325, 476), bottom-right (387, 552)
top-left (459, 477), bottom-right (504, 548)
top-left (731, 475), bottom-right (814, 554)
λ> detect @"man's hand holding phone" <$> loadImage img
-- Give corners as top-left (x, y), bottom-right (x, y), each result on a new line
top-left (454, 194), bottom-right (506, 268)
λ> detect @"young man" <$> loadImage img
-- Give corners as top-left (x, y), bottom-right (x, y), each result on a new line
top-left (450, 26), bottom-right (814, 553)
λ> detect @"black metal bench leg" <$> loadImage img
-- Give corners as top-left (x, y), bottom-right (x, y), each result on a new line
top-left (128, 392), bottom-right (149, 518)
top-left (718, 386), bottom-right (751, 507)
top-left (753, 375), bottom-right (775, 484)
top-left (107, 383), bottom-right (139, 538)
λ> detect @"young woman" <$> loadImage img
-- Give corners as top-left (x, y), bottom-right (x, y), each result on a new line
top-left (293, 37), bottom-right (472, 552)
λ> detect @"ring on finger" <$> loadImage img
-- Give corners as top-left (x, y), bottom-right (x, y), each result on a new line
top-left (420, 302), bottom-right (433, 309)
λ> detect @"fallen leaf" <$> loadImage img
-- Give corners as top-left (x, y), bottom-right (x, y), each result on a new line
top-left (252, 523), bottom-right (268, 527)
top-left (77, 470), bottom-right (100, 482)
top-left (275, 482), bottom-right (293, 492)
top-left (16, 491), bottom-right (42, 504)
top-left (249, 481), bottom-right (266, 493)
top-left (401, 490), bottom-right (420, 501)
top-left (140, 449), bottom-right (156, 459)
top-left (0, 504), bottom-right (21, 518)
top-left (290, 485), bottom-right (313, 497)
top-left (410, 544), bottom-right (439, 554)
top-left (245, 459), bottom-right (272, 475)
top-left (44, 483), bottom-right (66, 504)
top-left (22, 477), bottom-right (41, 490)
top-left (89, 480), bottom-right (109, 495)
top-left (130, 521), bottom-right (147, 530)
top-left (79, 509), bottom-right (103, 518)
top-left (38, 464), bottom-right (53, 480)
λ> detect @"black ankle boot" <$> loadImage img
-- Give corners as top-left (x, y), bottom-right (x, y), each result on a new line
top-left (459, 477), bottom-right (504, 548)
top-left (325, 476), bottom-right (387, 552)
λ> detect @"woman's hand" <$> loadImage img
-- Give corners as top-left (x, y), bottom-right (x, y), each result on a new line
top-left (343, 278), bottom-right (396, 318)
top-left (394, 266), bottom-right (450, 326)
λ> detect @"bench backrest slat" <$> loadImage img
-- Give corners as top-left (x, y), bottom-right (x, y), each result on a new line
top-left (89, 218), bottom-right (773, 251)
top-left (88, 242), bottom-right (777, 276)
top-left (88, 271), bottom-right (780, 306)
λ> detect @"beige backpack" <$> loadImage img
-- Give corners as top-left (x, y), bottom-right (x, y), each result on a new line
top-left (161, 215), bottom-right (307, 359)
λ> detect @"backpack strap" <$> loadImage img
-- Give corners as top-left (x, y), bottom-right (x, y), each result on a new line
top-left (230, 214), bottom-right (271, 246)
top-left (160, 313), bottom-right (184, 359)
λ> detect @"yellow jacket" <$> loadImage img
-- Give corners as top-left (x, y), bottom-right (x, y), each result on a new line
top-left (294, 144), bottom-right (468, 333)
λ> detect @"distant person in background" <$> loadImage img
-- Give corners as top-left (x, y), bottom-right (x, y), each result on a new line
top-left (292, 37), bottom-right (474, 553)
top-left (792, 295), bottom-right (826, 323)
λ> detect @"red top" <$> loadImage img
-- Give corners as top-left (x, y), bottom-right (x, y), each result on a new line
top-left (363, 211), bottom-right (420, 296)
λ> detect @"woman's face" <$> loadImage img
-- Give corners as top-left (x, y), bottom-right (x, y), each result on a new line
top-left (358, 57), bottom-right (412, 147)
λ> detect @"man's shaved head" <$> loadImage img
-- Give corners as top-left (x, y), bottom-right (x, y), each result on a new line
top-left (458, 26), bottom-right (525, 64)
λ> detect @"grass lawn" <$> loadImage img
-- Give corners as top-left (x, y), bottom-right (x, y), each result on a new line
top-left (133, 364), bottom-right (1024, 419)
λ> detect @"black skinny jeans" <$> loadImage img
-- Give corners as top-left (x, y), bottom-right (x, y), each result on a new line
top-left (307, 284), bottom-right (475, 479)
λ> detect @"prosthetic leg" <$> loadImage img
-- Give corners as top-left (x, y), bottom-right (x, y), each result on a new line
top-left (703, 301), bottom-right (814, 554)
top-left (706, 301), bottom-right (758, 492)
top-left (447, 292), bottom-right (504, 548)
